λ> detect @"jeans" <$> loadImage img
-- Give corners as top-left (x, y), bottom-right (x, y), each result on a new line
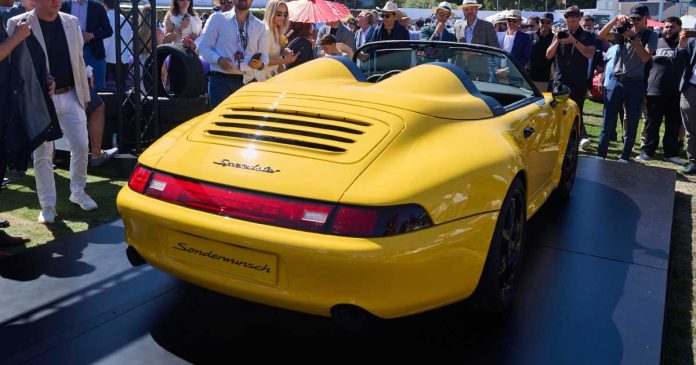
top-left (680, 85), bottom-right (696, 164)
top-left (84, 47), bottom-right (107, 90)
top-left (598, 79), bottom-right (644, 160)
top-left (33, 90), bottom-right (89, 209)
top-left (208, 74), bottom-right (245, 108)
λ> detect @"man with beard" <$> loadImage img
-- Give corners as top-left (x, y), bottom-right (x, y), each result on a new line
top-left (527, 12), bottom-right (554, 92)
top-left (638, 17), bottom-right (685, 164)
top-left (199, 0), bottom-right (267, 108)
top-left (453, 0), bottom-right (497, 47)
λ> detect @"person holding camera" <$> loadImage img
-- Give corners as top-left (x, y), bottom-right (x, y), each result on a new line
top-left (546, 6), bottom-right (596, 149)
top-left (672, 22), bottom-right (696, 174)
top-left (597, 3), bottom-right (657, 162)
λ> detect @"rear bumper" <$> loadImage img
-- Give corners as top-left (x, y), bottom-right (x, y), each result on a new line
top-left (117, 186), bottom-right (498, 319)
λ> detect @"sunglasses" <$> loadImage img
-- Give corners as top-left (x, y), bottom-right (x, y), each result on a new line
top-left (540, 20), bottom-right (551, 24)
top-left (382, 13), bottom-right (394, 18)
top-left (437, 12), bottom-right (450, 17)
top-left (507, 19), bottom-right (520, 23)
top-left (275, 11), bottom-right (288, 17)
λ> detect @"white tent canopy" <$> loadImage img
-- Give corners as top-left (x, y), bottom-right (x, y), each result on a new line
top-left (681, 15), bottom-right (696, 29)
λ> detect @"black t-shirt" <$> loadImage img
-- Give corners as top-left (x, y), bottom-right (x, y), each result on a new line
top-left (554, 27), bottom-right (596, 86)
top-left (0, 15), bottom-right (10, 121)
top-left (39, 16), bottom-right (74, 90)
top-left (528, 30), bottom-right (554, 82)
top-left (647, 37), bottom-right (680, 96)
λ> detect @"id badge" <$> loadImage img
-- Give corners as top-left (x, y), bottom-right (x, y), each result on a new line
top-left (234, 51), bottom-right (244, 68)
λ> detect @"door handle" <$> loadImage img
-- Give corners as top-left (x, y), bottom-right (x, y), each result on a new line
top-left (524, 127), bottom-right (535, 139)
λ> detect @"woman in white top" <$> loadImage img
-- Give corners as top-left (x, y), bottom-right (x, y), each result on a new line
top-left (257, 0), bottom-right (298, 81)
top-left (163, 0), bottom-right (202, 46)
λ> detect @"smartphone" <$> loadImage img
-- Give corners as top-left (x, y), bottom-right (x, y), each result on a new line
top-left (251, 53), bottom-right (262, 60)
top-left (685, 29), bottom-right (696, 38)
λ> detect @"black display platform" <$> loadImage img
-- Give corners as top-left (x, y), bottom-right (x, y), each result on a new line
top-left (0, 157), bottom-right (675, 364)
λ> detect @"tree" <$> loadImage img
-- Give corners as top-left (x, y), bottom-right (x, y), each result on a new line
top-left (402, 0), bottom-right (438, 8)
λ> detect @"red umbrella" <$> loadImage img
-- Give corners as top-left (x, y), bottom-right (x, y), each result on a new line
top-left (287, 0), bottom-right (351, 23)
top-left (647, 19), bottom-right (664, 28)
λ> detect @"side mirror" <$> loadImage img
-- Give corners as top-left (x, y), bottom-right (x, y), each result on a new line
top-left (551, 84), bottom-right (571, 107)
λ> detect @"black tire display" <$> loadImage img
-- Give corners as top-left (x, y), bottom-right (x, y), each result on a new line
top-left (144, 44), bottom-right (206, 98)
top-left (470, 177), bottom-right (527, 312)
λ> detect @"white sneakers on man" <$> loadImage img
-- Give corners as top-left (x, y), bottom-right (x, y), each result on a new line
top-left (580, 138), bottom-right (591, 149)
top-left (38, 207), bottom-right (57, 224)
top-left (69, 193), bottom-right (98, 211)
top-left (664, 156), bottom-right (686, 165)
top-left (637, 152), bottom-right (652, 160)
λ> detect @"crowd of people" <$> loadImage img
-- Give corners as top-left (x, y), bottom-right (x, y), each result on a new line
top-left (0, 0), bottom-right (695, 246)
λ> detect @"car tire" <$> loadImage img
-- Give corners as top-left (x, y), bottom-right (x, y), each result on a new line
top-left (144, 44), bottom-right (206, 98)
top-left (553, 123), bottom-right (579, 199)
top-left (470, 177), bottom-right (526, 313)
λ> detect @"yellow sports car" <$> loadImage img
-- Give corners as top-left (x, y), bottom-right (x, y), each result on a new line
top-left (117, 41), bottom-right (579, 327)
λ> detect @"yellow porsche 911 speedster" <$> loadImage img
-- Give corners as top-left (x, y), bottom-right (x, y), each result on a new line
top-left (117, 41), bottom-right (579, 327)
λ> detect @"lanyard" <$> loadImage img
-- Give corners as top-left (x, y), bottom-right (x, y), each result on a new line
top-left (236, 15), bottom-right (250, 51)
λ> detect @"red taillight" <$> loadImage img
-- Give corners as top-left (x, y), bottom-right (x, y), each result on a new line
top-left (144, 172), bottom-right (335, 232)
top-left (330, 206), bottom-right (380, 236)
top-left (132, 169), bottom-right (433, 237)
top-left (128, 165), bottom-right (153, 193)
top-left (329, 204), bottom-right (433, 237)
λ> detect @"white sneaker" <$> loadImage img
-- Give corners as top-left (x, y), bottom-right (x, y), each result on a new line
top-left (38, 207), bottom-right (57, 224)
top-left (664, 156), bottom-right (686, 165)
top-left (618, 158), bottom-right (630, 163)
top-left (69, 193), bottom-right (98, 211)
top-left (637, 152), bottom-right (652, 160)
top-left (580, 138), bottom-right (591, 149)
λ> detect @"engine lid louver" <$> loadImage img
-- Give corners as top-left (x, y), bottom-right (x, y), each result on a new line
top-left (188, 103), bottom-right (395, 164)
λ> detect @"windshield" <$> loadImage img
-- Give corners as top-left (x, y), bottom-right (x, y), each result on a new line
top-left (353, 41), bottom-right (537, 101)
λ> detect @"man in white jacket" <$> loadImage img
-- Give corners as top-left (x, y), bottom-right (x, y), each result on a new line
top-left (8, 0), bottom-right (95, 224)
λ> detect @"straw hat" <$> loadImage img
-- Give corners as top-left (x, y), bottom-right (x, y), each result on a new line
top-left (458, 0), bottom-right (483, 10)
top-left (376, 1), bottom-right (405, 18)
top-left (432, 1), bottom-right (454, 18)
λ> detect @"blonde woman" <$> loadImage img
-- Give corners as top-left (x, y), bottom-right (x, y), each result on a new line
top-left (258, 0), bottom-right (298, 81)
top-left (163, 0), bottom-right (202, 47)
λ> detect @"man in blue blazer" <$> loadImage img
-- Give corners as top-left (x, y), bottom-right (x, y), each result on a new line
top-left (497, 9), bottom-right (531, 67)
top-left (61, 0), bottom-right (112, 89)
top-left (420, 2), bottom-right (457, 42)
top-left (673, 31), bottom-right (696, 174)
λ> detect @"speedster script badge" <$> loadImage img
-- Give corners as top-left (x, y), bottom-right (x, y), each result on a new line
top-left (213, 159), bottom-right (281, 174)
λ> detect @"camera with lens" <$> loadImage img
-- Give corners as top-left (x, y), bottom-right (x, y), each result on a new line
top-left (615, 21), bottom-right (630, 35)
top-left (553, 23), bottom-right (569, 39)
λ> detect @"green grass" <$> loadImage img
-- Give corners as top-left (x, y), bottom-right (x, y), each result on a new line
top-left (1, 167), bottom-right (126, 248)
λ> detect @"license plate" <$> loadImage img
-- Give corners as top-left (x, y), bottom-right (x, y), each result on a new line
top-left (167, 231), bottom-right (277, 285)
